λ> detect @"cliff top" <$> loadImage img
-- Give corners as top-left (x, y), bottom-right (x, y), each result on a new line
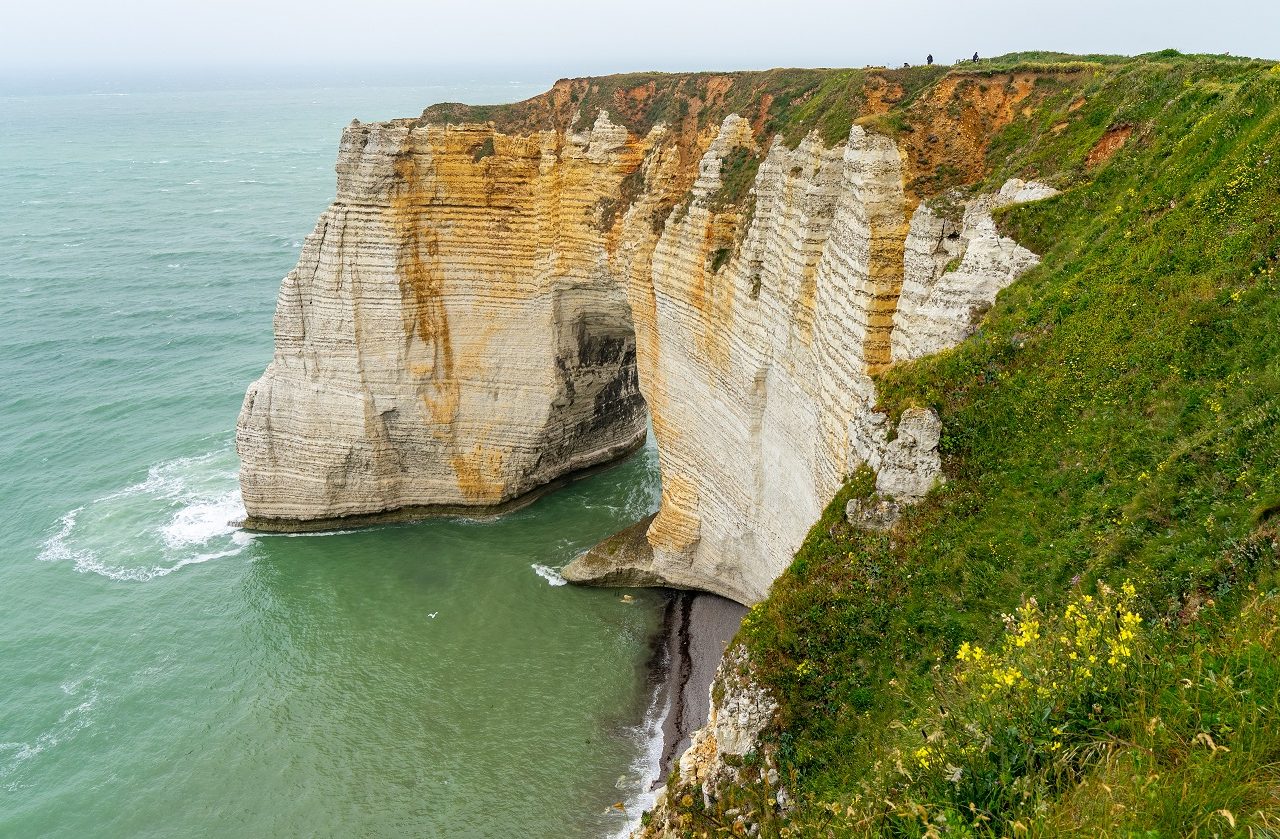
top-left (418, 50), bottom-right (1269, 140)
top-left (415, 51), bottom-right (1276, 202)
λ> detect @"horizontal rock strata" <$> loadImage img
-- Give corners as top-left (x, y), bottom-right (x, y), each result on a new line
top-left (237, 73), bottom-right (1056, 595)
top-left (572, 115), bottom-right (1054, 603)
top-left (236, 115), bottom-right (650, 529)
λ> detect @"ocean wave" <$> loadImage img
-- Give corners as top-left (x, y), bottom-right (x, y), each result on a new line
top-left (531, 563), bottom-right (567, 586)
top-left (0, 678), bottom-right (102, 781)
top-left (607, 659), bottom-right (671, 838)
top-left (38, 448), bottom-right (253, 582)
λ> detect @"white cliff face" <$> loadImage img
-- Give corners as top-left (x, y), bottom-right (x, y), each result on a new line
top-left (237, 100), bottom-right (1053, 596)
top-left (605, 114), bottom-right (1052, 604)
top-left (615, 124), bottom-right (915, 604)
top-left (236, 114), bottom-right (649, 528)
top-left (891, 178), bottom-right (1057, 363)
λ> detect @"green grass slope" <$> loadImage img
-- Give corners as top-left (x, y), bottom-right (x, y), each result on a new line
top-left (659, 52), bottom-right (1280, 837)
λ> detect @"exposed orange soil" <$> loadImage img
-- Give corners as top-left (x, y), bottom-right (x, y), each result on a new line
top-left (1086, 123), bottom-right (1134, 166)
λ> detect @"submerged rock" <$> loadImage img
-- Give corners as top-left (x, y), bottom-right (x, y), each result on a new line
top-left (562, 513), bottom-right (667, 588)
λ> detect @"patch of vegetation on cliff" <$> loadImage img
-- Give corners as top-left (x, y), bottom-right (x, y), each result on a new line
top-left (471, 135), bottom-right (495, 162)
top-left (654, 52), bottom-right (1280, 836)
top-left (710, 146), bottom-right (763, 210)
top-left (598, 162), bottom-right (647, 231)
top-left (419, 65), bottom-right (944, 150)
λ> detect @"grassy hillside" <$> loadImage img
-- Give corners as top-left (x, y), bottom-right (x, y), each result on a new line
top-left (654, 52), bottom-right (1280, 837)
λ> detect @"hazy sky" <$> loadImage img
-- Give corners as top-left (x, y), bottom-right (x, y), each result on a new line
top-left (4, 0), bottom-right (1276, 77)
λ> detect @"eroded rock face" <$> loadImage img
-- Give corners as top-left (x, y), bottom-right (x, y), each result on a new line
top-left (891, 178), bottom-right (1057, 363)
top-left (237, 97), bottom-right (1053, 596)
top-left (612, 123), bottom-right (913, 604)
top-left (236, 115), bottom-right (650, 529)
top-left (634, 646), bottom-right (783, 838)
top-left (594, 114), bottom-right (1052, 604)
top-left (844, 407), bottom-right (943, 531)
top-left (876, 407), bottom-right (944, 502)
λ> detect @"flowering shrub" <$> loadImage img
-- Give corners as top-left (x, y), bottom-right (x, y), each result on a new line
top-left (873, 582), bottom-right (1155, 831)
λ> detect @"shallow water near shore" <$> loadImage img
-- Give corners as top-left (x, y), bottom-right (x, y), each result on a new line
top-left (1, 77), bottom-right (670, 837)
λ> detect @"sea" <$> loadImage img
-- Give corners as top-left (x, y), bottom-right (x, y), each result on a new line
top-left (0, 70), bottom-right (668, 838)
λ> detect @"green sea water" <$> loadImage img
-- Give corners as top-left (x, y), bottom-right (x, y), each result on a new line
top-left (0, 77), bottom-right (667, 838)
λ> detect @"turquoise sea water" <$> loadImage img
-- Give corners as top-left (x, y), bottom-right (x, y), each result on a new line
top-left (1, 79), bottom-right (667, 837)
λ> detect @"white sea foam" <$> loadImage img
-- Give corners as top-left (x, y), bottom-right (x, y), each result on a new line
top-left (0, 680), bottom-right (101, 780)
top-left (531, 563), bottom-right (567, 586)
top-left (160, 490), bottom-right (243, 548)
top-left (38, 448), bottom-right (252, 582)
top-left (608, 659), bottom-right (672, 838)
top-left (279, 529), bottom-right (358, 538)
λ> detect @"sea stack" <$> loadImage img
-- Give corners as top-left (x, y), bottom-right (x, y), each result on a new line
top-left (236, 114), bottom-right (650, 531)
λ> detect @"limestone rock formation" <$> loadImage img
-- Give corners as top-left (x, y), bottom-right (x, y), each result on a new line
top-left (236, 114), bottom-right (650, 530)
top-left (845, 496), bottom-right (905, 531)
top-left (844, 407), bottom-right (943, 531)
top-left (574, 113), bottom-right (1052, 603)
top-left (876, 407), bottom-right (944, 502)
top-left (559, 513), bottom-right (666, 588)
top-left (598, 123), bottom-right (917, 604)
top-left (891, 179), bottom-right (1058, 362)
top-left (634, 646), bottom-right (783, 838)
top-left (237, 74), bottom-right (1057, 601)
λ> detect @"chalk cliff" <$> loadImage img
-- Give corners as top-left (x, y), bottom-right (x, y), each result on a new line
top-left (237, 69), bottom-right (1059, 602)
top-left (236, 114), bottom-right (650, 529)
top-left (566, 118), bottom-right (1053, 602)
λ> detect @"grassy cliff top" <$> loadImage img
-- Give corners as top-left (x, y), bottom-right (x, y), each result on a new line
top-left (641, 52), bottom-right (1280, 837)
top-left (421, 51), bottom-right (1276, 204)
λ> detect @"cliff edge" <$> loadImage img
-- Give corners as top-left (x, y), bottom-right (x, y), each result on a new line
top-left (237, 65), bottom-right (1065, 606)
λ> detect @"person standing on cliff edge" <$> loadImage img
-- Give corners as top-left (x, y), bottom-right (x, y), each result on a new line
top-left (972, 52), bottom-right (980, 63)
top-left (927, 54), bottom-right (933, 65)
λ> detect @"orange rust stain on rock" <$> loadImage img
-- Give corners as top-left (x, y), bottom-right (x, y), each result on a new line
top-left (448, 442), bottom-right (510, 503)
top-left (750, 92), bottom-right (775, 135)
top-left (608, 81), bottom-right (659, 129)
top-left (602, 134), bottom-right (653, 253)
top-left (390, 144), bottom-right (461, 428)
top-left (703, 75), bottom-right (734, 103)
top-left (647, 472), bottom-right (701, 553)
top-left (1086, 123), bottom-right (1133, 167)
top-left (686, 211), bottom-right (739, 368)
top-left (862, 221), bottom-right (910, 374)
top-left (893, 71), bottom-right (1060, 201)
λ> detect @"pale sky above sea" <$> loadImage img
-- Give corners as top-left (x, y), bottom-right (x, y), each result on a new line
top-left (2, 0), bottom-right (1276, 82)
